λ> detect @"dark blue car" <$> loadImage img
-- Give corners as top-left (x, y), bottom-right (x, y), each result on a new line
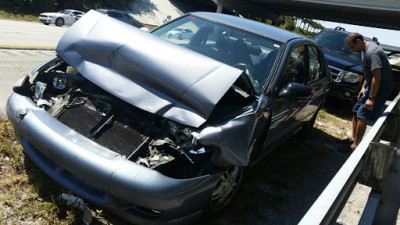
top-left (7, 11), bottom-right (330, 224)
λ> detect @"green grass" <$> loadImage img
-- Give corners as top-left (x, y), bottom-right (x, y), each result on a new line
top-left (0, 120), bottom-right (81, 224)
top-left (0, 9), bottom-right (38, 21)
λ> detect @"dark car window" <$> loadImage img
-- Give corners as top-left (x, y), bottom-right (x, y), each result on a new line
top-left (107, 12), bottom-right (122, 18)
top-left (71, 12), bottom-right (82, 16)
top-left (152, 16), bottom-right (282, 94)
top-left (313, 30), bottom-right (362, 63)
top-left (308, 45), bottom-right (326, 82)
top-left (281, 45), bottom-right (307, 86)
top-left (122, 13), bottom-right (131, 20)
top-left (61, 10), bottom-right (72, 15)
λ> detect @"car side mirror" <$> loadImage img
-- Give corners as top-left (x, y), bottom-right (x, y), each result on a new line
top-left (278, 82), bottom-right (312, 100)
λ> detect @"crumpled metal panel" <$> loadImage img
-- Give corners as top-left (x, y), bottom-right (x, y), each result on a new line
top-left (56, 10), bottom-right (242, 128)
top-left (193, 113), bottom-right (257, 166)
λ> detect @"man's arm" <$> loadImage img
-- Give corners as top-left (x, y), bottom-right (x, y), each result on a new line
top-left (358, 80), bottom-right (367, 99)
top-left (365, 67), bottom-right (381, 110)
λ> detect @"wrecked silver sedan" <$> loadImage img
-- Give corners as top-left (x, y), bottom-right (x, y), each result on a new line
top-left (7, 10), bottom-right (330, 224)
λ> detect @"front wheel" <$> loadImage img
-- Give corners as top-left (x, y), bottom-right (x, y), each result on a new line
top-left (55, 18), bottom-right (64, 27)
top-left (208, 166), bottom-right (245, 213)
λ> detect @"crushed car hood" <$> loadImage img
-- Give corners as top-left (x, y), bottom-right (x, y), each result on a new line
top-left (56, 10), bottom-right (243, 128)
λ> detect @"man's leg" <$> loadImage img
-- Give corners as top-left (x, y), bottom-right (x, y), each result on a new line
top-left (351, 113), bottom-right (357, 142)
top-left (352, 117), bottom-right (367, 149)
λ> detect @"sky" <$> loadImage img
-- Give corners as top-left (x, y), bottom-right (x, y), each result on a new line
top-left (316, 20), bottom-right (400, 47)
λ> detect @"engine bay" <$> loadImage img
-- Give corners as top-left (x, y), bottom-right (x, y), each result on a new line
top-left (15, 58), bottom-right (252, 178)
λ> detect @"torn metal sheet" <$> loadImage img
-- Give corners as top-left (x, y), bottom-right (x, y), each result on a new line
top-left (193, 113), bottom-right (257, 166)
top-left (56, 10), bottom-right (242, 127)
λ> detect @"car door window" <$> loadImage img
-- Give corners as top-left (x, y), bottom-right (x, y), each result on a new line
top-left (308, 45), bottom-right (326, 83)
top-left (280, 45), bottom-right (307, 88)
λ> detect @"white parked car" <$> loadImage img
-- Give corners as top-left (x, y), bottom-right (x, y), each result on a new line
top-left (166, 27), bottom-right (194, 40)
top-left (39, 9), bottom-right (85, 26)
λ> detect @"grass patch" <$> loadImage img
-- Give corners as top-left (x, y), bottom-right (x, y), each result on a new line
top-left (314, 108), bottom-right (352, 139)
top-left (0, 9), bottom-right (38, 21)
top-left (0, 119), bottom-right (81, 224)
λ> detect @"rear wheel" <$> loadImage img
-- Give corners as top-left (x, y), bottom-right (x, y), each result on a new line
top-left (55, 18), bottom-right (64, 27)
top-left (208, 166), bottom-right (244, 213)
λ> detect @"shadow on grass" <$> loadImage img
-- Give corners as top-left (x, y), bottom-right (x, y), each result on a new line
top-left (197, 127), bottom-right (351, 225)
top-left (129, 0), bottom-right (158, 16)
top-left (323, 96), bottom-right (354, 120)
top-left (169, 0), bottom-right (217, 13)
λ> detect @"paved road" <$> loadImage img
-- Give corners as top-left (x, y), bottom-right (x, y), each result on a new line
top-left (0, 19), bottom-right (68, 48)
top-left (0, 50), bottom-right (56, 117)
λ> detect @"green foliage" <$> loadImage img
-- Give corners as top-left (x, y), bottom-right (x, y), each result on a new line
top-left (279, 16), bottom-right (295, 31)
top-left (293, 27), bottom-right (316, 38)
top-left (276, 16), bottom-right (325, 38)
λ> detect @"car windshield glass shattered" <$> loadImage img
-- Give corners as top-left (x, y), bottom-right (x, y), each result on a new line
top-left (152, 16), bottom-right (282, 93)
top-left (313, 30), bottom-right (362, 63)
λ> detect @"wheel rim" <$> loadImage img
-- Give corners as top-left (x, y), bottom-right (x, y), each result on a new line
top-left (210, 166), bottom-right (243, 211)
top-left (56, 18), bottom-right (63, 26)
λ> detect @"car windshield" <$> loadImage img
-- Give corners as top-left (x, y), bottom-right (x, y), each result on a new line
top-left (61, 10), bottom-right (72, 15)
top-left (313, 30), bottom-right (362, 63)
top-left (152, 15), bottom-right (282, 93)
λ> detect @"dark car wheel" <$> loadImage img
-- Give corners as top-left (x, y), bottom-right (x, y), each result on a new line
top-left (55, 18), bottom-right (64, 27)
top-left (208, 166), bottom-right (244, 213)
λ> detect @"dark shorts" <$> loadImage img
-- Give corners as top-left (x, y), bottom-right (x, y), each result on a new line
top-left (352, 87), bottom-right (389, 121)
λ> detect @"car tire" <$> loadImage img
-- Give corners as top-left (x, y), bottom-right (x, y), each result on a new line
top-left (206, 166), bottom-right (245, 214)
top-left (55, 18), bottom-right (64, 27)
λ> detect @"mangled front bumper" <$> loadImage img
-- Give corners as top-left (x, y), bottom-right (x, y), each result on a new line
top-left (7, 93), bottom-right (221, 225)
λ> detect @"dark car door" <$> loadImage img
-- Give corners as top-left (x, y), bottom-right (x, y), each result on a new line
top-left (262, 43), bottom-right (328, 152)
top-left (262, 45), bottom-right (308, 149)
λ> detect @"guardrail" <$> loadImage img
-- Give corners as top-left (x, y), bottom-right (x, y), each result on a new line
top-left (299, 93), bottom-right (400, 225)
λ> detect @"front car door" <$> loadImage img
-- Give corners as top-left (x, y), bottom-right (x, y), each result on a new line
top-left (262, 43), bottom-right (310, 151)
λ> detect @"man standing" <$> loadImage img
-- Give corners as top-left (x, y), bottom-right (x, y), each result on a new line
top-left (345, 33), bottom-right (393, 151)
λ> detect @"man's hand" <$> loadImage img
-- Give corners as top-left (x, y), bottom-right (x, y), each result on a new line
top-left (365, 99), bottom-right (374, 111)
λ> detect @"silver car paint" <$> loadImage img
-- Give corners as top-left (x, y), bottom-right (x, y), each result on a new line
top-left (56, 10), bottom-right (243, 128)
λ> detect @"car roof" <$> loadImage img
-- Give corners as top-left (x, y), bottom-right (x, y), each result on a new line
top-left (191, 12), bottom-right (304, 43)
top-left (319, 27), bottom-right (375, 42)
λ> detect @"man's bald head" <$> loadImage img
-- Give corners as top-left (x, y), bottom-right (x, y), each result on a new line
top-left (346, 33), bottom-right (364, 45)
top-left (346, 33), bottom-right (365, 52)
